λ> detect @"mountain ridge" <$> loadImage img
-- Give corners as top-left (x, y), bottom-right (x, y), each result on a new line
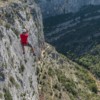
top-left (39, 0), bottom-right (100, 18)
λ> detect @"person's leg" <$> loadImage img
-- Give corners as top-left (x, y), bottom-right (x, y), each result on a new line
top-left (21, 44), bottom-right (25, 54)
top-left (27, 43), bottom-right (35, 54)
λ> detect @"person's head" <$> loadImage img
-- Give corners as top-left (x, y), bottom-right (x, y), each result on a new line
top-left (22, 29), bottom-right (27, 34)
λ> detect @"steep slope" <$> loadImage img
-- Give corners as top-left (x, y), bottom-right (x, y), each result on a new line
top-left (0, 1), bottom-right (44, 100)
top-left (39, 0), bottom-right (100, 18)
top-left (38, 44), bottom-right (100, 100)
top-left (44, 5), bottom-right (100, 78)
top-left (1, 1), bottom-right (100, 100)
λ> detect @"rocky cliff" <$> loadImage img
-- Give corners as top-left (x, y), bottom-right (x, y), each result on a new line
top-left (1, 0), bottom-right (100, 100)
top-left (39, 0), bottom-right (100, 18)
top-left (0, 1), bottom-right (44, 100)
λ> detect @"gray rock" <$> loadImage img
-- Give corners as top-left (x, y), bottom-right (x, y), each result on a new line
top-left (0, 1), bottom-right (44, 100)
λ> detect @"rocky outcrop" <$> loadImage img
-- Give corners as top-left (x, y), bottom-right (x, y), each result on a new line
top-left (0, 1), bottom-right (44, 100)
top-left (39, 0), bottom-right (100, 18)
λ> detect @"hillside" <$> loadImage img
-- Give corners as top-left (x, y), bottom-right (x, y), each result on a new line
top-left (44, 5), bottom-right (100, 79)
top-left (38, 44), bottom-right (100, 100)
top-left (39, 0), bottom-right (100, 18)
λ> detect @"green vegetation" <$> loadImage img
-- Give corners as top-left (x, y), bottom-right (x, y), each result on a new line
top-left (44, 5), bottom-right (100, 54)
top-left (5, 23), bottom-right (10, 29)
top-left (0, 93), bottom-right (3, 98)
top-left (44, 5), bottom-right (100, 56)
top-left (43, 13), bottom-right (73, 32)
top-left (12, 28), bottom-right (19, 37)
top-left (4, 89), bottom-right (12, 100)
top-left (9, 76), bottom-right (19, 88)
top-left (89, 83), bottom-right (98, 93)
top-left (38, 44), bottom-right (100, 100)
top-left (0, 72), bottom-right (5, 80)
top-left (44, 5), bottom-right (100, 79)
top-left (76, 44), bottom-right (100, 78)
top-left (64, 80), bottom-right (77, 96)
top-left (19, 64), bottom-right (25, 74)
top-left (20, 93), bottom-right (26, 97)
top-left (48, 67), bottom-right (55, 77)
top-left (9, 76), bottom-right (15, 84)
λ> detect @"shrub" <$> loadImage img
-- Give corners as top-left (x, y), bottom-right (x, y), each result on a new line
top-left (4, 89), bottom-right (12, 100)
top-left (5, 23), bottom-right (10, 29)
top-left (58, 74), bottom-right (66, 83)
top-left (64, 79), bottom-right (77, 96)
top-left (9, 76), bottom-right (15, 84)
top-left (19, 64), bottom-right (25, 73)
top-left (0, 93), bottom-right (3, 98)
top-left (48, 67), bottom-right (55, 77)
top-left (0, 72), bottom-right (5, 80)
top-left (64, 82), bottom-right (77, 95)
top-left (89, 83), bottom-right (98, 94)
top-left (12, 28), bottom-right (19, 37)
top-left (9, 76), bottom-right (19, 88)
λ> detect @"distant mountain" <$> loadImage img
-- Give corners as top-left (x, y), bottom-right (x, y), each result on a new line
top-left (44, 5), bottom-right (100, 78)
top-left (39, 0), bottom-right (100, 18)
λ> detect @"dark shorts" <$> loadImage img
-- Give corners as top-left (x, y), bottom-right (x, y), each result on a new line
top-left (21, 42), bottom-right (32, 48)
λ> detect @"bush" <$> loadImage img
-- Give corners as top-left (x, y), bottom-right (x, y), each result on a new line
top-left (53, 84), bottom-right (61, 91)
top-left (0, 93), bottom-right (3, 98)
top-left (9, 76), bottom-right (19, 88)
top-left (89, 83), bottom-right (98, 94)
top-left (48, 67), bottom-right (55, 77)
top-left (9, 76), bottom-right (15, 84)
top-left (5, 23), bottom-right (10, 29)
top-left (4, 89), bottom-right (12, 100)
top-left (19, 64), bottom-right (25, 73)
top-left (64, 80), bottom-right (77, 96)
top-left (58, 74), bottom-right (66, 83)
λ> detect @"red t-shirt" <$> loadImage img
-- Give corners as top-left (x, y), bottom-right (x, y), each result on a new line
top-left (20, 33), bottom-right (29, 45)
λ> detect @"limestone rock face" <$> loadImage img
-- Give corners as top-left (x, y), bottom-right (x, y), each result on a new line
top-left (0, 1), bottom-right (44, 100)
top-left (39, 0), bottom-right (100, 18)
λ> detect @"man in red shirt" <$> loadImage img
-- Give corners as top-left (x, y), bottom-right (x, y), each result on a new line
top-left (20, 28), bottom-right (35, 55)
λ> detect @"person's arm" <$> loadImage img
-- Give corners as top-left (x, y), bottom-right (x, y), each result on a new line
top-left (25, 28), bottom-right (28, 33)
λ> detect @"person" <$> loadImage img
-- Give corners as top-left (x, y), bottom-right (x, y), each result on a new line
top-left (20, 28), bottom-right (35, 55)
